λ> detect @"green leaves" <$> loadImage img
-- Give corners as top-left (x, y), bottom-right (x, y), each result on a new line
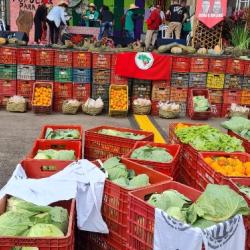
top-left (34, 149), bottom-right (76, 160)
top-left (45, 129), bottom-right (80, 140)
top-left (193, 96), bottom-right (210, 112)
top-left (98, 129), bottom-right (146, 140)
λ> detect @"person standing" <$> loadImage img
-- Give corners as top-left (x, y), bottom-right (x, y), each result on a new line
top-left (98, 5), bottom-right (114, 40)
top-left (46, 0), bottom-right (68, 44)
top-left (166, 0), bottom-right (187, 39)
top-left (125, 4), bottom-right (139, 43)
top-left (83, 3), bottom-right (99, 27)
top-left (34, 0), bottom-right (50, 44)
top-left (145, 5), bottom-right (162, 51)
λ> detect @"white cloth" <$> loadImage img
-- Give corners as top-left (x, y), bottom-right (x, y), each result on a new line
top-left (0, 160), bottom-right (108, 234)
top-left (154, 208), bottom-right (203, 250)
top-left (202, 215), bottom-right (245, 250)
top-left (154, 208), bottom-right (246, 250)
top-left (47, 6), bottom-right (67, 27)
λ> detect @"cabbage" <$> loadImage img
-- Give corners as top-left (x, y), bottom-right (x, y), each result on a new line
top-left (112, 177), bottom-right (129, 188)
top-left (98, 129), bottom-right (146, 140)
top-left (166, 207), bottom-right (187, 223)
top-left (128, 174), bottom-right (149, 189)
top-left (34, 149), bottom-right (76, 160)
top-left (193, 96), bottom-right (210, 112)
top-left (45, 128), bottom-right (80, 140)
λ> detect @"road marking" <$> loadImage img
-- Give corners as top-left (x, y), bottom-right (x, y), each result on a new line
top-left (133, 115), bottom-right (166, 143)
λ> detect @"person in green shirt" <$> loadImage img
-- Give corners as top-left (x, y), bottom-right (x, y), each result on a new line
top-left (125, 4), bottom-right (139, 42)
top-left (83, 3), bottom-right (99, 27)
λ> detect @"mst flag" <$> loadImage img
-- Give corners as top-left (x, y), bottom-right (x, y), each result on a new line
top-left (115, 52), bottom-right (172, 80)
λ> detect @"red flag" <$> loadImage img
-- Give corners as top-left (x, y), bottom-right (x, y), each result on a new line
top-left (115, 52), bottom-right (172, 81)
top-left (196, 0), bottom-right (227, 28)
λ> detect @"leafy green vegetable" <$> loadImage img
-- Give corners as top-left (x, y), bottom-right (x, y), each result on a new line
top-left (175, 125), bottom-right (244, 152)
top-left (34, 149), bottom-right (76, 160)
top-left (102, 157), bottom-right (150, 189)
top-left (221, 117), bottom-right (250, 141)
top-left (193, 96), bottom-right (210, 112)
top-left (166, 207), bottom-right (187, 223)
top-left (237, 184), bottom-right (250, 199)
top-left (98, 129), bottom-right (146, 140)
top-left (45, 128), bottom-right (80, 140)
top-left (131, 146), bottom-right (174, 163)
top-left (189, 184), bottom-right (250, 222)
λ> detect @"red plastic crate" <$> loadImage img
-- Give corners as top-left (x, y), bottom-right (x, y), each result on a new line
top-left (53, 98), bottom-right (67, 112)
top-left (220, 104), bottom-right (231, 117)
top-left (54, 50), bottom-right (73, 67)
top-left (152, 80), bottom-right (170, 87)
top-left (151, 100), bottom-right (159, 116)
top-left (0, 198), bottom-right (75, 250)
top-left (226, 58), bottom-right (245, 75)
top-left (36, 49), bottom-right (54, 66)
top-left (211, 103), bottom-right (222, 117)
top-left (93, 158), bottom-right (171, 246)
top-left (209, 58), bottom-right (227, 73)
top-left (73, 51), bottom-right (92, 68)
top-left (111, 53), bottom-right (119, 69)
top-left (128, 181), bottom-right (201, 250)
top-left (187, 88), bottom-right (212, 120)
top-left (241, 90), bottom-right (250, 105)
top-left (170, 87), bottom-right (188, 102)
top-left (0, 47), bottom-right (17, 64)
top-left (27, 139), bottom-right (82, 159)
top-left (172, 56), bottom-right (190, 73)
top-left (151, 83), bottom-right (170, 101)
top-left (245, 61), bottom-right (250, 77)
top-left (54, 82), bottom-right (73, 99)
top-left (17, 80), bottom-right (34, 97)
top-left (197, 152), bottom-right (250, 191)
top-left (208, 88), bottom-right (223, 104)
top-left (228, 130), bottom-right (250, 154)
top-left (17, 48), bottom-right (36, 65)
top-left (110, 71), bottom-right (128, 85)
top-left (84, 126), bottom-right (154, 160)
top-left (190, 57), bottom-right (209, 73)
top-left (223, 90), bottom-right (242, 104)
top-left (39, 124), bottom-right (83, 141)
top-left (92, 53), bottom-right (112, 69)
top-left (125, 141), bottom-right (181, 177)
top-left (72, 83), bottom-right (91, 102)
top-left (0, 80), bottom-right (16, 95)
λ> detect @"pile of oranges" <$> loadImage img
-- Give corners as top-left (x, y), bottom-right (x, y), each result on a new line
top-left (110, 87), bottom-right (128, 111)
top-left (204, 156), bottom-right (250, 177)
top-left (33, 86), bottom-right (52, 107)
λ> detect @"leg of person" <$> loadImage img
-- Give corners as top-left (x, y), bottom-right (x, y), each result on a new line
top-left (47, 20), bottom-right (55, 44)
top-left (108, 22), bottom-right (113, 37)
top-left (175, 22), bottom-right (182, 39)
top-left (165, 22), bottom-right (175, 39)
top-left (54, 24), bottom-right (60, 44)
top-left (34, 22), bottom-right (42, 43)
top-left (145, 30), bottom-right (153, 50)
top-left (98, 23), bottom-right (105, 40)
top-left (151, 30), bottom-right (158, 48)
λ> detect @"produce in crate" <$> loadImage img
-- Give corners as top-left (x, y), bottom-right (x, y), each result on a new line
top-left (229, 103), bottom-right (250, 118)
top-left (101, 157), bottom-right (150, 189)
top-left (98, 128), bottom-right (146, 140)
top-left (34, 149), bottom-right (76, 160)
top-left (237, 185), bottom-right (250, 198)
top-left (175, 124), bottom-right (244, 152)
top-left (0, 196), bottom-right (68, 237)
top-left (204, 156), bottom-right (250, 177)
top-left (110, 86), bottom-right (127, 111)
top-left (222, 117), bottom-right (250, 141)
top-left (147, 184), bottom-right (249, 228)
top-left (131, 145), bottom-right (173, 163)
top-left (158, 102), bottom-right (180, 119)
top-left (62, 99), bottom-right (81, 114)
top-left (6, 95), bottom-right (26, 113)
top-left (32, 86), bottom-right (52, 107)
top-left (193, 96), bottom-right (210, 112)
top-left (45, 128), bottom-right (80, 140)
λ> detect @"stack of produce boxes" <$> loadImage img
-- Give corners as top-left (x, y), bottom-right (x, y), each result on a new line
top-left (72, 51), bottom-right (92, 103)
top-left (170, 56), bottom-right (190, 116)
top-left (221, 58), bottom-right (244, 117)
top-left (240, 61), bottom-right (250, 108)
top-left (151, 80), bottom-right (170, 115)
top-left (91, 52), bottom-right (112, 112)
top-left (16, 47), bottom-right (36, 109)
top-left (207, 57), bottom-right (226, 117)
top-left (0, 46), bottom-right (17, 107)
top-left (54, 50), bottom-right (73, 112)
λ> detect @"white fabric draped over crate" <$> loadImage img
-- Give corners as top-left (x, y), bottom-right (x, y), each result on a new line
top-left (0, 160), bottom-right (109, 234)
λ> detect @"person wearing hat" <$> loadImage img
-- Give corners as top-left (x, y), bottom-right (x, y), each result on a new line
top-left (46, 0), bottom-right (68, 44)
top-left (83, 3), bottom-right (99, 27)
top-left (124, 3), bottom-right (139, 42)
top-left (34, 0), bottom-right (51, 44)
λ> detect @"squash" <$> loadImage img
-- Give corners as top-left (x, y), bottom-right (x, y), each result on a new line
top-left (0, 37), bottom-right (6, 45)
top-left (197, 48), bottom-right (207, 55)
top-left (171, 47), bottom-right (183, 54)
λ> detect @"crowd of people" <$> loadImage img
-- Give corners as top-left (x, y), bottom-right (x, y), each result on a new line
top-left (33, 0), bottom-right (190, 50)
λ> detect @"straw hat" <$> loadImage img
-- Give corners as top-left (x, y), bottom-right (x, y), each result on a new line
top-left (129, 3), bottom-right (139, 9)
top-left (58, 0), bottom-right (68, 7)
top-left (88, 3), bottom-right (96, 9)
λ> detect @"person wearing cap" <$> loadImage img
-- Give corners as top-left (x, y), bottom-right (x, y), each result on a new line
top-left (34, 0), bottom-right (51, 44)
top-left (46, 0), bottom-right (68, 44)
top-left (83, 3), bottom-right (99, 27)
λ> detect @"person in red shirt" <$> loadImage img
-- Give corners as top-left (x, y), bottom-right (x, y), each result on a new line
top-left (145, 5), bottom-right (162, 51)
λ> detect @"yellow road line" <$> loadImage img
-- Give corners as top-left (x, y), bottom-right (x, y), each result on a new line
top-left (134, 115), bottom-right (166, 143)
